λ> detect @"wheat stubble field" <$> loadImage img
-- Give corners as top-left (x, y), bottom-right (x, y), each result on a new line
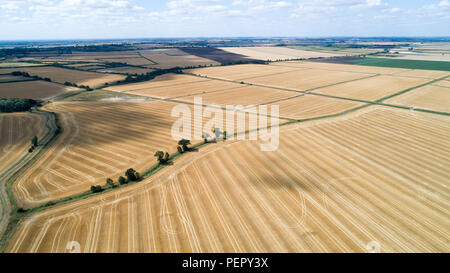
top-left (2, 60), bottom-right (449, 253)
top-left (5, 107), bottom-right (450, 253)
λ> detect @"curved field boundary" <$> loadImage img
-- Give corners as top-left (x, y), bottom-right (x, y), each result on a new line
top-left (0, 109), bottom-right (60, 251)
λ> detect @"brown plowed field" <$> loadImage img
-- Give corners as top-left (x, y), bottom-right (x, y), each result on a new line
top-left (6, 107), bottom-right (449, 252)
top-left (0, 81), bottom-right (76, 99)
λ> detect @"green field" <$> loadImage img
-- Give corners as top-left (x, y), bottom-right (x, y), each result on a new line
top-left (348, 57), bottom-right (450, 71)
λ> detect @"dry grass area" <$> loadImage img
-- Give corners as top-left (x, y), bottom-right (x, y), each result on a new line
top-left (0, 113), bottom-right (45, 176)
top-left (12, 100), bottom-right (277, 209)
top-left (385, 85), bottom-right (450, 113)
top-left (315, 75), bottom-right (430, 101)
top-left (218, 47), bottom-right (343, 61)
top-left (0, 81), bottom-right (76, 100)
top-left (268, 95), bottom-right (364, 120)
top-left (239, 69), bottom-right (370, 90)
top-left (0, 67), bottom-right (126, 87)
top-left (6, 107), bottom-right (449, 253)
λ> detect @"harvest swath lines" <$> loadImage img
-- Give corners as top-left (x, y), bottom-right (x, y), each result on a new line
top-left (6, 107), bottom-right (449, 253)
top-left (12, 100), bottom-right (279, 209)
top-left (0, 66), bottom-right (126, 88)
top-left (0, 113), bottom-right (45, 179)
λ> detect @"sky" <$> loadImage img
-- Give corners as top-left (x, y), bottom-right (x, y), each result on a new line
top-left (0, 0), bottom-right (449, 40)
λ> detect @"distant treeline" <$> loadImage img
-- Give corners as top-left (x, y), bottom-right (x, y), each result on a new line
top-left (0, 44), bottom-right (132, 58)
top-left (0, 98), bottom-right (38, 113)
top-left (11, 71), bottom-right (51, 82)
top-left (118, 67), bottom-right (183, 84)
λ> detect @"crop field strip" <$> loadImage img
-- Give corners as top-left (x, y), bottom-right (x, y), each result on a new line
top-left (186, 63), bottom-right (450, 116)
top-left (5, 107), bottom-right (449, 253)
top-left (12, 100), bottom-right (280, 209)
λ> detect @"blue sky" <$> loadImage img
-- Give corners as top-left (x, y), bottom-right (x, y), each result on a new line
top-left (0, 0), bottom-right (449, 40)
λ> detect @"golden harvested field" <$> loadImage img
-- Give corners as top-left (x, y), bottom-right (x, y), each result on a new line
top-left (239, 69), bottom-right (370, 90)
top-left (187, 64), bottom-right (302, 80)
top-left (0, 81), bottom-right (76, 99)
top-left (6, 107), bottom-right (449, 253)
top-left (0, 113), bottom-right (45, 176)
top-left (385, 85), bottom-right (450, 113)
top-left (218, 47), bottom-right (343, 61)
top-left (179, 86), bottom-right (296, 107)
top-left (121, 79), bottom-right (243, 99)
top-left (12, 100), bottom-right (276, 209)
top-left (314, 75), bottom-right (430, 101)
top-left (268, 95), bottom-right (364, 120)
top-left (106, 74), bottom-right (209, 92)
top-left (392, 69), bottom-right (450, 79)
top-left (0, 67), bottom-right (126, 87)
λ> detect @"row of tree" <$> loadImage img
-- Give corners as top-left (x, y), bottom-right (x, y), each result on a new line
top-left (91, 168), bottom-right (141, 193)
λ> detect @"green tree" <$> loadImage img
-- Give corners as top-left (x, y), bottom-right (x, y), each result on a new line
top-left (178, 139), bottom-right (191, 152)
top-left (223, 131), bottom-right (227, 140)
top-left (125, 168), bottom-right (139, 182)
top-left (90, 185), bottom-right (103, 193)
top-left (154, 151), bottom-right (165, 164)
top-left (118, 176), bottom-right (127, 185)
top-left (106, 178), bottom-right (115, 188)
top-left (31, 136), bottom-right (38, 147)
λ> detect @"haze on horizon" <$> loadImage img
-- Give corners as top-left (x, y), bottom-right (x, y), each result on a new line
top-left (0, 0), bottom-right (449, 40)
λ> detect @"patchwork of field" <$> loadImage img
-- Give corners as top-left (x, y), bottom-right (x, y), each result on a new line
top-left (0, 67), bottom-right (126, 87)
top-left (179, 86), bottom-right (296, 107)
top-left (6, 107), bottom-right (449, 253)
top-left (12, 100), bottom-right (277, 209)
top-left (187, 64), bottom-right (303, 80)
top-left (0, 113), bottom-right (45, 177)
top-left (219, 47), bottom-right (343, 61)
top-left (0, 62), bottom-right (44, 68)
top-left (116, 78), bottom-right (244, 99)
top-left (385, 85), bottom-right (450, 113)
top-left (314, 75), bottom-right (430, 101)
top-left (0, 81), bottom-right (76, 100)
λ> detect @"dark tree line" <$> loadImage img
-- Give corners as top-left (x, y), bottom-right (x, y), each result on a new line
top-left (0, 98), bottom-right (37, 113)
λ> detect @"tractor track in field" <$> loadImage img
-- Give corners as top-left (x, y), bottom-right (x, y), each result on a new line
top-left (0, 109), bottom-right (60, 250)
